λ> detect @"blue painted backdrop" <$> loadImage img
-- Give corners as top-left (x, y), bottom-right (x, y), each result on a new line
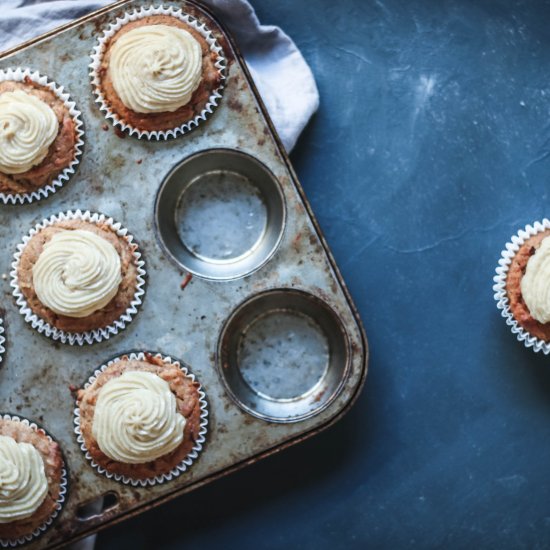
top-left (101, 0), bottom-right (550, 547)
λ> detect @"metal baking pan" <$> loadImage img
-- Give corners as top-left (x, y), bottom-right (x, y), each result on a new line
top-left (0, 1), bottom-right (368, 547)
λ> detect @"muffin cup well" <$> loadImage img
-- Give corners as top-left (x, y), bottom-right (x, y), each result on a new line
top-left (0, 68), bottom-right (85, 206)
top-left (493, 218), bottom-right (550, 354)
top-left (0, 318), bottom-right (4, 364)
top-left (74, 352), bottom-right (208, 487)
top-left (10, 210), bottom-right (146, 346)
top-left (89, 4), bottom-right (226, 140)
top-left (0, 413), bottom-right (68, 548)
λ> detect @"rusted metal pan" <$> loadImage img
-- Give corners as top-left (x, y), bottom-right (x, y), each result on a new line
top-left (0, 1), bottom-right (368, 547)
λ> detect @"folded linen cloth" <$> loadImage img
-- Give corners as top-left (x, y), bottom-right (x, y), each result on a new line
top-left (0, 0), bottom-right (319, 150)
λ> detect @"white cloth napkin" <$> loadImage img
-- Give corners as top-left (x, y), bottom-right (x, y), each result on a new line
top-left (0, 0), bottom-right (319, 150)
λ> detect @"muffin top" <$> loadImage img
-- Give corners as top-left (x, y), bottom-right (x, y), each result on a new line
top-left (32, 229), bottom-right (122, 319)
top-left (521, 235), bottom-right (550, 324)
top-left (92, 370), bottom-right (186, 464)
top-left (0, 434), bottom-right (48, 524)
top-left (0, 89), bottom-right (58, 175)
top-left (108, 23), bottom-right (202, 114)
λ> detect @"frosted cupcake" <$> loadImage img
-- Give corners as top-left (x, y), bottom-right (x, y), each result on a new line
top-left (91, 5), bottom-right (225, 138)
top-left (0, 416), bottom-right (66, 545)
top-left (0, 69), bottom-right (83, 203)
top-left (75, 352), bottom-right (207, 485)
top-left (494, 220), bottom-right (550, 352)
top-left (11, 211), bottom-right (146, 345)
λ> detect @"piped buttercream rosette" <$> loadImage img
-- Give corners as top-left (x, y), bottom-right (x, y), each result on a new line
top-left (10, 210), bottom-right (146, 346)
top-left (0, 414), bottom-right (67, 548)
top-left (108, 24), bottom-right (203, 115)
top-left (32, 229), bottom-right (123, 319)
top-left (0, 68), bottom-right (84, 205)
top-left (89, 4), bottom-right (226, 140)
top-left (0, 90), bottom-right (58, 175)
top-left (493, 218), bottom-right (550, 354)
top-left (74, 352), bottom-right (208, 487)
top-left (0, 436), bottom-right (49, 524)
top-left (92, 371), bottom-right (186, 464)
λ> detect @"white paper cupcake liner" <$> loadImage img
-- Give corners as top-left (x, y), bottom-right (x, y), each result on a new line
top-left (74, 351), bottom-right (208, 487)
top-left (493, 219), bottom-right (550, 354)
top-left (90, 4), bottom-right (226, 140)
top-left (0, 318), bottom-right (5, 364)
top-left (0, 68), bottom-right (85, 205)
top-left (0, 413), bottom-right (68, 548)
top-left (10, 210), bottom-right (146, 346)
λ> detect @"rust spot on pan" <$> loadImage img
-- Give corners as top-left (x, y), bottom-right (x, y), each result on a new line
top-left (180, 273), bottom-right (193, 290)
top-left (110, 155), bottom-right (126, 169)
top-left (227, 98), bottom-right (244, 112)
top-left (313, 388), bottom-right (327, 403)
top-left (292, 233), bottom-right (302, 252)
top-left (91, 12), bottom-right (112, 35)
top-left (114, 127), bottom-right (126, 139)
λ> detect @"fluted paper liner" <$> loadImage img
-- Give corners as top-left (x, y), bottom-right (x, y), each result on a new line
top-left (74, 352), bottom-right (209, 487)
top-left (90, 4), bottom-right (226, 140)
top-left (0, 414), bottom-right (68, 548)
top-left (10, 210), bottom-right (146, 346)
top-left (493, 218), bottom-right (550, 354)
top-left (0, 318), bottom-right (4, 364)
top-left (0, 68), bottom-right (84, 205)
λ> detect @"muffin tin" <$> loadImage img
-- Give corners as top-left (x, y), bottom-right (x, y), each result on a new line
top-left (0, 0), bottom-right (368, 547)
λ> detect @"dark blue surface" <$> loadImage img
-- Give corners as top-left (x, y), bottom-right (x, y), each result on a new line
top-left (100, 1), bottom-right (550, 548)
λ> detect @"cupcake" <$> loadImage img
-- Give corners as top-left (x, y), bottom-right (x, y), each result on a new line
top-left (0, 68), bottom-right (84, 204)
top-left (90, 5), bottom-right (225, 139)
top-left (75, 352), bottom-right (207, 486)
top-left (11, 211), bottom-right (146, 345)
top-left (0, 415), bottom-right (66, 545)
top-left (494, 219), bottom-right (550, 352)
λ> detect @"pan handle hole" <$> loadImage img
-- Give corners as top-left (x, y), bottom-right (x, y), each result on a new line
top-left (76, 491), bottom-right (119, 521)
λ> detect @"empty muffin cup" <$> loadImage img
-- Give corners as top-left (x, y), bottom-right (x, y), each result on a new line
top-left (154, 149), bottom-right (286, 280)
top-left (218, 289), bottom-right (350, 422)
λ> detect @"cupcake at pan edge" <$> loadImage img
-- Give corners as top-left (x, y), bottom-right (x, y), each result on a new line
top-left (0, 68), bottom-right (84, 205)
top-left (74, 352), bottom-right (208, 486)
top-left (90, 4), bottom-right (226, 139)
top-left (0, 415), bottom-right (67, 546)
top-left (10, 210), bottom-right (146, 346)
top-left (494, 219), bottom-right (550, 353)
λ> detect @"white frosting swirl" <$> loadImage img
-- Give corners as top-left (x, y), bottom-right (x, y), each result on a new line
top-left (92, 371), bottom-right (186, 464)
top-left (0, 90), bottom-right (58, 174)
top-left (33, 229), bottom-right (122, 318)
top-left (521, 235), bottom-right (550, 323)
top-left (0, 435), bottom-right (49, 524)
top-left (108, 24), bottom-right (203, 114)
